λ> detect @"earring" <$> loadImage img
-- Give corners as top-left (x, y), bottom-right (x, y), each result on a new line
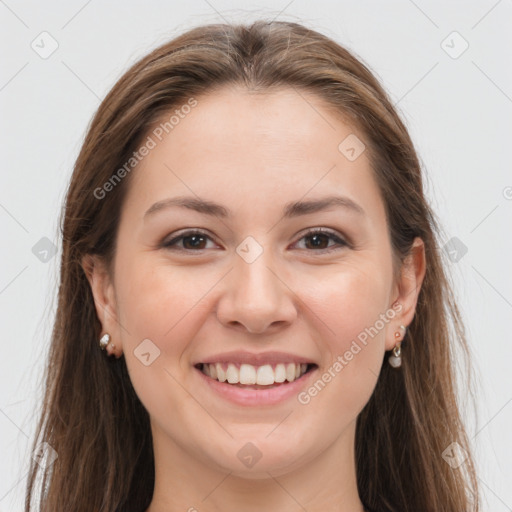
top-left (99, 333), bottom-right (118, 357)
top-left (99, 333), bottom-right (110, 350)
top-left (388, 325), bottom-right (407, 368)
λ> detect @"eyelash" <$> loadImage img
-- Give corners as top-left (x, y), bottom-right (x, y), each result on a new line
top-left (161, 228), bottom-right (349, 254)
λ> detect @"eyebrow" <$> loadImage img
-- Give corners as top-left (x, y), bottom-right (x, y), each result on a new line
top-left (144, 194), bottom-right (365, 220)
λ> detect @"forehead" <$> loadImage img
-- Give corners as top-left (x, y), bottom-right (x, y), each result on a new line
top-left (123, 85), bottom-right (384, 223)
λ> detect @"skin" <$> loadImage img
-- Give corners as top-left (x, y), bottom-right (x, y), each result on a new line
top-left (83, 85), bottom-right (425, 512)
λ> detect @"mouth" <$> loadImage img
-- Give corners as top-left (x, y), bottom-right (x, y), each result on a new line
top-left (194, 362), bottom-right (318, 390)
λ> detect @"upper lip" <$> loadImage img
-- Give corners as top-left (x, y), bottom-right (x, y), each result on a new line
top-left (193, 350), bottom-right (317, 367)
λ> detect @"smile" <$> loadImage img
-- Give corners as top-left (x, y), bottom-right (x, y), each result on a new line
top-left (197, 362), bottom-right (312, 385)
top-left (194, 362), bottom-right (318, 406)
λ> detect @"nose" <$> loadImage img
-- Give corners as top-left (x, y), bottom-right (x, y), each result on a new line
top-left (215, 249), bottom-right (297, 334)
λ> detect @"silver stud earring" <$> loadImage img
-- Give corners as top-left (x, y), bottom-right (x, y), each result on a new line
top-left (388, 325), bottom-right (407, 368)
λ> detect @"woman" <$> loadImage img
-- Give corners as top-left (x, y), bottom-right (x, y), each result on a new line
top-left (25, 20), bottom-right (480, 512)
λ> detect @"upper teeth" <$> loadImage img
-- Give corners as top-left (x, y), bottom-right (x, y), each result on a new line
top-left (201, 363), bottom-right (308, 385)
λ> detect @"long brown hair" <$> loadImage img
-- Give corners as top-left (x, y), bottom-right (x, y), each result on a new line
top-left (25, 20), bottom-right (480, 512)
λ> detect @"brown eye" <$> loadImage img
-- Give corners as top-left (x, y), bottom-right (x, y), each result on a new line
top-left (162, 230), bottom-right (215, 251)
top-left (304, 232), bottom-right (331, 250)
top-left (294, 229), bottom-right (348, 252)
top-left (162, 228), bottom-right (348, 254)
top-left (181, 234), bottom-right (208, 250)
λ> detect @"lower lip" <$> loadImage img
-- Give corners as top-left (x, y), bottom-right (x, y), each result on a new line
top-left (194, 365), bottom-right (318, 406)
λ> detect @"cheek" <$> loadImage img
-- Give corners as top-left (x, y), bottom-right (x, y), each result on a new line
top-left (116, 257), bottom-right (210, 347)
top-left (115, 259), bottom-right (211, 419)
top-left (296, 263), bottom-right (390, 414)
top-left (303, 261), bottom-right (390, 349)
top-left (113, 258), bottom-right (203, 392)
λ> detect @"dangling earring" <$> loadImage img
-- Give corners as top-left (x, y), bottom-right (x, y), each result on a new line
top-left (99, 333), bottom-right (116, 356)
top-left (388, 325), bottom-right (407, 368)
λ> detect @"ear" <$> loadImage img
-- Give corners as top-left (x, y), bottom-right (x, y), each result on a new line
top-left (385, 237), bottom-right (426, 351)
top-left (81, 254), bottom-right (122, 355)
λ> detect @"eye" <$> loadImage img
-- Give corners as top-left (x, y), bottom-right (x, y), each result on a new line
top-left (293, 228), bottom-right (348, 252)
top-left (161, 228), bottom-right (349, 253)
top-left (162, 230), bottom-right (217, 252)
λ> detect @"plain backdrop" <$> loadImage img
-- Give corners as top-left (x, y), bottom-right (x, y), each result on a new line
top-left (1, 1), bottom-right (511, 510)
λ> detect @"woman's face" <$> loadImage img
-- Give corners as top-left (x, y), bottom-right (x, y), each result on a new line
top-left (88, 85), bottom-right (423, 478)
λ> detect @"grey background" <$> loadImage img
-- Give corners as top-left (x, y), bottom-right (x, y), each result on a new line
top-left (1, 1), bottom-right (511, 510)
